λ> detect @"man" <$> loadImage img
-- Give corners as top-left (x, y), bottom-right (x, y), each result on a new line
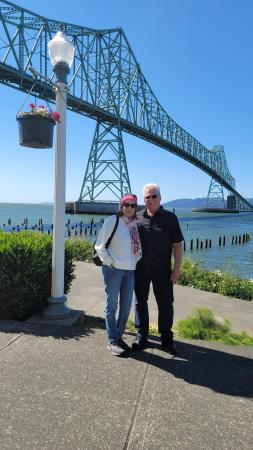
top-left (132, 183), bottom-right (184, 355)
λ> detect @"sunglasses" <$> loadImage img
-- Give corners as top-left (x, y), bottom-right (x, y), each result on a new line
top-left (123, 202), bottom-right (137, 208)
top-left (145, 195), bottom-right (158, 200)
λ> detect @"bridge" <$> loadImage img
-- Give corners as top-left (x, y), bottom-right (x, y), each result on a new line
top-left (0, 0), bottom-right (252, 211)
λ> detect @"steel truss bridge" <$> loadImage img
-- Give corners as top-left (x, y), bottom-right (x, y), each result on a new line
top-left (0, 0), bottom-right (252, 211)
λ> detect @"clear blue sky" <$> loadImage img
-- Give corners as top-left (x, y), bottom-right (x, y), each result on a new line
top-left (1, 0), bottom-right (253, 204)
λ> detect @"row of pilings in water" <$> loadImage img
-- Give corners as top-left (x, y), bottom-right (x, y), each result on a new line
top-left (0, 218), bottom-right (104, 238)
top-left (1, 219), bottom-right (251, 250)
top-left (185, 233), bottom-right (250, 251)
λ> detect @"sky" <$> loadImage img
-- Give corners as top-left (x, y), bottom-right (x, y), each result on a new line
top-left (0, 0), bottom-right (253, 204)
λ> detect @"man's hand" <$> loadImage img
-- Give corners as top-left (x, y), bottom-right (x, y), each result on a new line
top-left (171, 241), bottom-right (183, 284)
top-left (170, 267), bottom-right (180, 284)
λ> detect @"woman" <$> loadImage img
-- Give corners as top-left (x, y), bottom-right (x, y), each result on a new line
top-left (95, 194), bottom-right (142, 356)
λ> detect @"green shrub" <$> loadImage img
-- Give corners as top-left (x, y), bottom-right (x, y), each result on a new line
top-left (175, 307), bottom-right (253, 346)
top-left (0, 231), bottom-right (75, 320)
top-left (68, 237), bottom-right (93, 261)
top-left (178, 257), bottom-right (253, 301)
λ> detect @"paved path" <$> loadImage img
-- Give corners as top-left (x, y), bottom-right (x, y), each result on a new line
top-left (69, 262), bottom-right (253, 334)
top-left (0, 261), bottom-right (252, 450)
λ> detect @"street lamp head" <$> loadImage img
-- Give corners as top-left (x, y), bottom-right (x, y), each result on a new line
top-left (48, 31), bottom-right (75, 72)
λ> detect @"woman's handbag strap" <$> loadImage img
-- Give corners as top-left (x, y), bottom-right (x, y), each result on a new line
top-left (105, 215), bottom-right (119, 249)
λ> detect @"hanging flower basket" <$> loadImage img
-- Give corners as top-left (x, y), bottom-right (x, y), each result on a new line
top-left (16, 114), bottom-right (55, 149)
top-left (16, 104), bottom-right (60, 149)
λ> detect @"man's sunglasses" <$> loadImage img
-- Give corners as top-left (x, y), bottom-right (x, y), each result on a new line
top-left (145, 195), bottom-right (158, 200)
top-left (123, 202), bottom-right (137, 208)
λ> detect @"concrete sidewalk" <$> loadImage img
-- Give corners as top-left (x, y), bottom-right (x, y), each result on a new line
top-left (0, 262), bottom-right (253, 450)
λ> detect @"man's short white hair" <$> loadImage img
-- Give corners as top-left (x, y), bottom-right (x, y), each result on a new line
top-left (143, 183), bottom-right (161, 196)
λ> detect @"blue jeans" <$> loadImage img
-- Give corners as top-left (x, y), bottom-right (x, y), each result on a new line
top-left (102, 266), bottom-right (135, 343)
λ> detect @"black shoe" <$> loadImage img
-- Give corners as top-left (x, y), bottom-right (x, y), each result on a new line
top-left (132, 336), bottom-right (149, 350)
top-left (117, 337), bottom-right (131, 352)
top-left (161, 341), bottom-right (178, 355)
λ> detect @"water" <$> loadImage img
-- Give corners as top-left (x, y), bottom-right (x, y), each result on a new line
top-left (176, 208), bottom-right (253, 280)
top-left (0, 202), bottom-right (104, 226)
top-left (0, 203), bottom-right (253, 280)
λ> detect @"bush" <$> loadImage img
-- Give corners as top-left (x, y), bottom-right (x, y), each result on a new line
top-left (178, 257), bottom-right (253, 301)
top-left (68, 237), bottom-right (93, 261)
top-left (175, 307), bottom-right (253, 346)
top-left (0, 231), bottom-right (75, 320)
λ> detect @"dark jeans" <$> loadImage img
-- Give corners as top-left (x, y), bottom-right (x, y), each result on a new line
top-left (134, 273), bottom-right (174, 342)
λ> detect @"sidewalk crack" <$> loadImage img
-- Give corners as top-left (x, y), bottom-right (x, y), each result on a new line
top-left (123, 349), bottom-right (153, 450)
top-left (0, 333), bottom-right (24, 353)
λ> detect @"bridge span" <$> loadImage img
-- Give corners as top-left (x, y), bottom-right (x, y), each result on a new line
top-left (0, 0), bottom-right (252, 211)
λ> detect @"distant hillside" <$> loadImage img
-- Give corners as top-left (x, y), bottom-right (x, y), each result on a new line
top-left (163, 197), bottom-right (253, 208)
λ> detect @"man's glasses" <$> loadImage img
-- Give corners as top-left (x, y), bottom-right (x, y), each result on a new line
top-left (123, 202), bottom-right (137, 208)
top-left (145, 195), bottom-right (158, 200)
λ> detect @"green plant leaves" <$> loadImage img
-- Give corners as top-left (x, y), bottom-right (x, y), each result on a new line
top-left (178, 257), bottom-right (253, 301)
top-left (0, 231), bottom-right (75, 320)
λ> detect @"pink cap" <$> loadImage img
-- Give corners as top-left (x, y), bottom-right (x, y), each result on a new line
top-left (120, 193), bottom-right (138, 209)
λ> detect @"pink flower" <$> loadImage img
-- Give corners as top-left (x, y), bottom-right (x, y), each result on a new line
top-left (39, 105), bottom-right (45, 109)
top-left (29, 103), bottom-right (35, 109)
top-left (51, 111), bottom-right (61, 122)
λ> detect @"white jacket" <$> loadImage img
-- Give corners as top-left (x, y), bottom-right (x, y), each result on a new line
top-left (95, 215), bottom-right (141, 270)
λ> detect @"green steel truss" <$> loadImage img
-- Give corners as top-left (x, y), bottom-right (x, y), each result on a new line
top-left (205, 179), bottom-right (225, 208)
top-left (79, 122), bottom-right (131, 200)
top-left (205, 146), bottom-right (226, 208)
top-left (0, 0), bottom-right (252, 210)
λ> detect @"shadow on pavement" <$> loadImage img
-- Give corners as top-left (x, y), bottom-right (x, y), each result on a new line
top-left (1, 315), bottom-right (252, 399)
top-left (0, 314), bottom-right (105, 340)
top-left (130, 337), bottom-right (253, 399)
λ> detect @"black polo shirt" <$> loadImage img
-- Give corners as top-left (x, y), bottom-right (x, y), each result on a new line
top-left (136, 206), bottom-right (184, 276)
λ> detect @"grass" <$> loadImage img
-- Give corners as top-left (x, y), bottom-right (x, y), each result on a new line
top-left (174, 307), bottom-right (253, 346)
top-left (126, 318), bottom-right (160, 336)
top-left (75, 310), bottom-right (253, 346)
top-left (127, 309), bottom-right (253, 346)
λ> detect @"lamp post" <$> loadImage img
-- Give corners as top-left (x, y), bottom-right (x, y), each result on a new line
top-left (43, 31), bottom-right (75, 319)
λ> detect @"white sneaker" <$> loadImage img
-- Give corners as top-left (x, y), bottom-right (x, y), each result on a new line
top-left (107, 341), bottom-right (126, 356)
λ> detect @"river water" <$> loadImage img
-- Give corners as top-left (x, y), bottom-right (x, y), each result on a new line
top-left (0, 203), bottom-right (252, 280)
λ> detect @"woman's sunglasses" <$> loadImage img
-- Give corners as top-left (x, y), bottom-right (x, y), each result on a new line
top-left (123, 202), bottom-right (137, 208)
